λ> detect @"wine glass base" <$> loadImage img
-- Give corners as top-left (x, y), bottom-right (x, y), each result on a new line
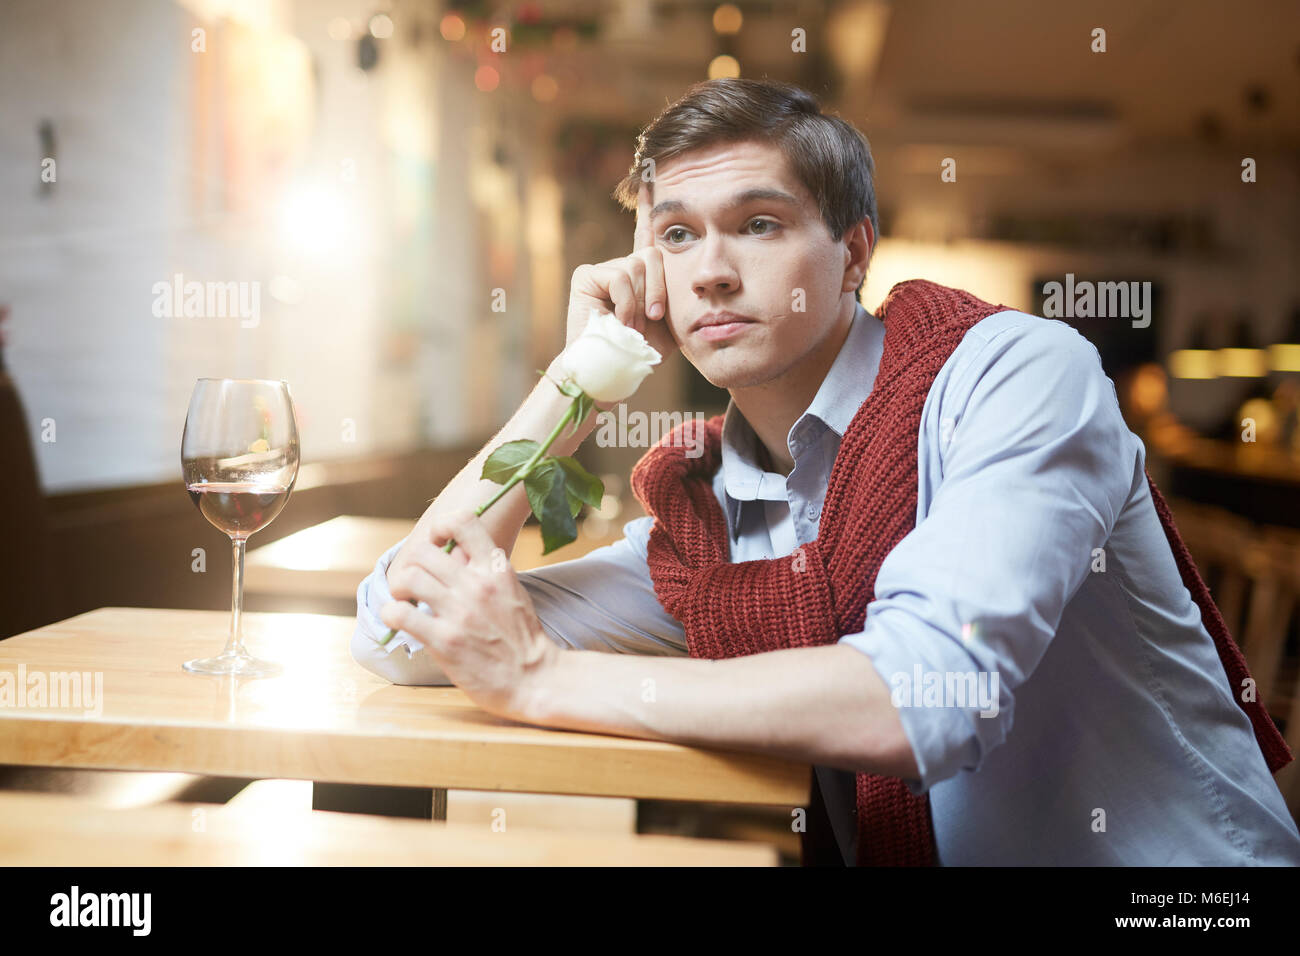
top-left (183, 654), bottom-right (282, 678)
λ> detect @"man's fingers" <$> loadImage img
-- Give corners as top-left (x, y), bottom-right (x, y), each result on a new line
top-left (404, 539), bottom-right (468, 592)
top-left (380, 599), bottom-right (448, 654)
top-left (634, 180), bottom-right (653, 251)
top-left (634, 182), bottom-right (666, 324)
top-left (623, 255), bottom-right (647, 334)
top-left (606, 270), bottom-right (640, 334)
top-left (387, 561), bottom-right (450, 607)
top-left (429, 508), bottom-right (498, 570)
top-left (579, 261), bottom-right (644, 331)
top-left (638, 246), bottom-right (666, 322)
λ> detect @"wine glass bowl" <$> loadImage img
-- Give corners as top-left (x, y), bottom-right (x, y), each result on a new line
top-left (181, 379), bottom-right (300, 677)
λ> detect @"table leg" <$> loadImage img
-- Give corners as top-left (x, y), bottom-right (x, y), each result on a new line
top-left (311, 782), bottom-right (442, 819)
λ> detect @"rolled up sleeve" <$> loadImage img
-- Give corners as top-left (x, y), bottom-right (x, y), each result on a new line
top-left (350, 516), bottom-right (689, 686)
top-left (517, 517), bottom-right (689, 656)
top-left (350, 534), bottom-right (455, 686)
top-left (839, 321), bottom-right (1135, 795)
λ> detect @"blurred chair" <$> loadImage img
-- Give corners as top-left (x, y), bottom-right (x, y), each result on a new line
top-left (0, 305), bottom-right (54, 639)
top-left (1167, 497), bottom-right (1300, 819)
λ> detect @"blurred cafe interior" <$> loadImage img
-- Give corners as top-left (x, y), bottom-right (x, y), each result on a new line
top-left (1, 0), bottom-right (1298, 865)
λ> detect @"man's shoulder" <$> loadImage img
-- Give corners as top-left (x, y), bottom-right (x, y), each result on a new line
top-left (925, 307), bottom-right (1118, 429)
top-left (948, 308), bottom-right (1106, 385)
top-left (963, 308), bottom-right (1095, 352)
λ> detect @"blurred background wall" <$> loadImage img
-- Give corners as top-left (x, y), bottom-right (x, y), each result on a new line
top-left (2, 0), bottom-right (1299, 634)
top-left (1, 0), bottom-right (556, 491)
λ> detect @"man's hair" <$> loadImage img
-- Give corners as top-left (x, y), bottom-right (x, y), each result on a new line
top-left (611, 77), bottom-right (879, 298)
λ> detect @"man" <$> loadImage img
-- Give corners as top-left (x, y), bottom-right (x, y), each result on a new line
top-left (352, 78), bottom-right (1300, 866)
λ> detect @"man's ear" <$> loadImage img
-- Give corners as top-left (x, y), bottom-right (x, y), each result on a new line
top-left (841, 218), bottom-right (874, 294)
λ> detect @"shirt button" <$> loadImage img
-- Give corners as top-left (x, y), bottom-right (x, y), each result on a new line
top-left (807, 504), bottom-right (820, 520)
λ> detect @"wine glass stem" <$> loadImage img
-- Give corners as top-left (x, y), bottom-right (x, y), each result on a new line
top-left (226, 534), bottom-right (248, 658)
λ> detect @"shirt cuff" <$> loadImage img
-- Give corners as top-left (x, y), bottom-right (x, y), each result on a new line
top-left (839, 620), bottom-right (1010, 797)
top-left (355, 534), bottom-right (428, 659)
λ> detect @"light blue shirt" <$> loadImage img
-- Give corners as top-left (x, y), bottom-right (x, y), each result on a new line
top-left (352, 301), bottom-right (1300, 866)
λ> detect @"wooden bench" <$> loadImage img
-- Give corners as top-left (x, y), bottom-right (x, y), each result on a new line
top-left (0, 791), bottom-right (777, 866)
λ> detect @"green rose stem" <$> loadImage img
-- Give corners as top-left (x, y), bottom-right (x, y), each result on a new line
top-left (377, 395), bottom-right (581, 646)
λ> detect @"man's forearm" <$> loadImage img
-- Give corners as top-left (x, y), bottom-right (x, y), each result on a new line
top-left (523, 642), bottom-right (921, 780)
top-left (421, 357), bottom-right (598, 557)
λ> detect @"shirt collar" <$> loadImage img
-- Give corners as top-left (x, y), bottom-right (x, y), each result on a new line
top-left (718, 300), bottom-right (885, 539)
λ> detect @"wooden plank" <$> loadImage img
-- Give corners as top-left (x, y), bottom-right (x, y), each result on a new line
top-left (0, 791), bottom-right (776, 866)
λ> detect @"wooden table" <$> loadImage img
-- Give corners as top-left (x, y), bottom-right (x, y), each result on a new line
top-left (241, 515), bottom-right (755, 829)
top-left (0, 791), bottom-right (777, 865)
top-left (0, 608), bottom-right (810, 811)
top-left (243, 515), bottom-right (628, 601)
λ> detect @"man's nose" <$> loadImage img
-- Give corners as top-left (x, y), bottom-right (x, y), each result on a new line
top-left (690, 236), bottom-right (740, 294)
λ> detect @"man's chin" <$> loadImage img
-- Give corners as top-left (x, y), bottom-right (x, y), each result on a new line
top-left (687, 353), bottom-right (772, 392)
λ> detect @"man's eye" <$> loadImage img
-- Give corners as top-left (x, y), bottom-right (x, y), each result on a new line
top-left (663, 220), bottom-right (777, 243)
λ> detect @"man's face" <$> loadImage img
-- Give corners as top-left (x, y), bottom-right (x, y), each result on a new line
top-left (648, 139), bottom-right (858, 390)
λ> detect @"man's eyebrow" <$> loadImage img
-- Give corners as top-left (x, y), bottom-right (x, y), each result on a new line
top-left (650, 188), bottom-right (801, 221)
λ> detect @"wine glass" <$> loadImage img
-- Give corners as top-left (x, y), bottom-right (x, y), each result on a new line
top-left (181, 378), bottom-right (299, 677)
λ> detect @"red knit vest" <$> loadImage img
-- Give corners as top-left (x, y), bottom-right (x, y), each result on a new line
top-left (629, 278), bottom-right (1294, 866)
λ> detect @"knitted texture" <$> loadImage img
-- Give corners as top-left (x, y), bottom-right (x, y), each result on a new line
top-left (629, 278), bottom-right (1293, 866)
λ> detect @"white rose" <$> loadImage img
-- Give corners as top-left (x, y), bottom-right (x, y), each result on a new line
top-left (557, 307), bottom-right (663, 402)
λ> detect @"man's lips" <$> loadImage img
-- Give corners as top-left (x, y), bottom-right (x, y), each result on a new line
top-left (693, 321), bottom-right (755, 342)
top-left (689, 311), bottom-right (757, 335)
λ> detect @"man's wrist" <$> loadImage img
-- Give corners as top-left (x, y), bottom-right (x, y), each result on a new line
top-left (514, 638), bottom-right (581, 727)
top-left (536, 360), bottom-right (600, 451)
top-left (544, 356), bottom-right (620, 418)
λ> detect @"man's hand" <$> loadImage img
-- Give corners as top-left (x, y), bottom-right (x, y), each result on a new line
top-left (380, 508), bottom-right (562, 721)
top-left (562, 181), bottom-right (677, 393)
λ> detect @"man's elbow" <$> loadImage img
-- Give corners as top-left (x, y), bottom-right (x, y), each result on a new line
top-left (838, 645), bottom-right (922, 780)
top-left (349, 627), bottom-right (452, 686)
top-left (866, 709), bottom-right (921, 781)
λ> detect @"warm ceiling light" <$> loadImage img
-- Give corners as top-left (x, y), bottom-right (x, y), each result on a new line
top-left (1270, 343), bottom-right (1300, 372)
top-left (369, 13), bottom-right (394, 39)
top-left (707, 54), bottom-right (740, 79)
top-left (1167, 349), bottom-right (1218, 380)
top-left (1271, 309), bottom-right (1300, 371)
top-left (276, 182), bottom-right (350, 258)
top-left (1128, 363), bottom-right (1168, 416)
top-left (1168, 317), bottom-right (1217, 379)
top-left (1218, 318), bottom-right (1267, 378)
top-left (440, 13), bottom-right (466, 41)
top-left (1218, 348), bottom-right (1268, 378)
top-left (1237, 397), bottom-right (1281, 443)
top-left (713, 3), bottom-right (743, 34)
